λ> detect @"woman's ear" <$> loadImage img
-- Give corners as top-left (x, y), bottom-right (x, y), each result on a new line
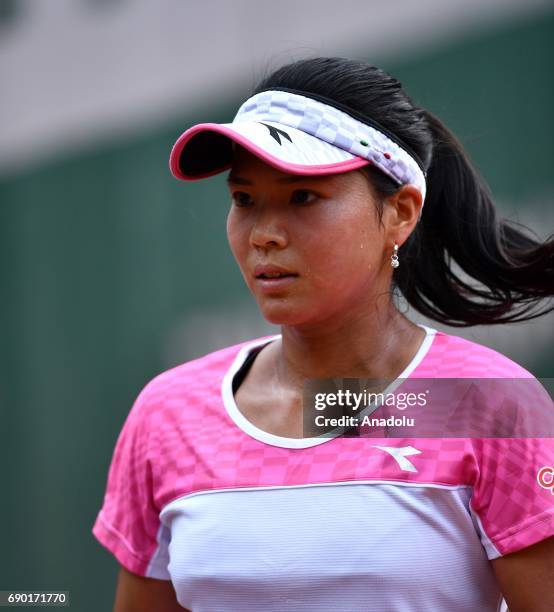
top-left (383, 184), bottom-right (423, 245)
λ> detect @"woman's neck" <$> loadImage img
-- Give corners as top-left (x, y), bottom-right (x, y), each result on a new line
top-left (269, 307), bottom-right (426, 393)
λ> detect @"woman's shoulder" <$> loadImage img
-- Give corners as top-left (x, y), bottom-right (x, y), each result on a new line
top-left (420, 327), bottom-right (536, 379)
top-left (135, 334), bottom-right (279, 405)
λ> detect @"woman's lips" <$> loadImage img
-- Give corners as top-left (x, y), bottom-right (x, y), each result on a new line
top-left (256, 274), bottom-right (298, 289)
top-left (255, 274), bottom-right (298, 292)
top-left (254, 263), bottom-right (296, 277)
top-left (253, 264), bottom-right (299, 292)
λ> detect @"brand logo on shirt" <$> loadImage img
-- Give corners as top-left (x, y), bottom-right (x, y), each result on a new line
top-left (372, 445), bottom-right (422, 473)
top-left (537, 466), bottom-right (554, 494)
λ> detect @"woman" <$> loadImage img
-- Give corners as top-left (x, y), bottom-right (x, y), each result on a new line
top-left (92, 57), bottom-right (554, 611)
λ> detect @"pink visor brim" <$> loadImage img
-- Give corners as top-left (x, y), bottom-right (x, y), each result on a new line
top-left (169, 123), bottom-right (372, 181)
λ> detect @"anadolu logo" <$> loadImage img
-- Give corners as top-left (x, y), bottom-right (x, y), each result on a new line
top-left (537, 466), bottom-right (554, 494)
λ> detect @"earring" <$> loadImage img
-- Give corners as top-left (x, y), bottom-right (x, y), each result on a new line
top-left (391, 243), bottom-right (399, 268)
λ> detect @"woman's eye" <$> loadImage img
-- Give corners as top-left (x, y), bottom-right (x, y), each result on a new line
top-left (232, 192), bottom-right (252, 207)
top-left (291, 190), bottom-right (316, 205)
top-left (231, 190), bottom-right (316, 207)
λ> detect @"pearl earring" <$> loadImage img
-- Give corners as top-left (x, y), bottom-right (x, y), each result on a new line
top-left (391, 243), bottom-right (399, 268)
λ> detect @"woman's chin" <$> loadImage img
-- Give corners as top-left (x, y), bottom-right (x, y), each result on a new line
top-left (261, 311), bottom-right (302, 327)
top-left (257, 301), bottom-right (310, 327)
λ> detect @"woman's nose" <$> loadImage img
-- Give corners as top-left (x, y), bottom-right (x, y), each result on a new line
top-left (249, 207), bottom-right (288, 249)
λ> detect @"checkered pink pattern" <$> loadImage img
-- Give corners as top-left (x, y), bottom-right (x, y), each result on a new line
top-left (92, 330), bottom-right (554, 575)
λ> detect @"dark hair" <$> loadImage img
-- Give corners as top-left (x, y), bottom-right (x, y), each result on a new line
top-left (251, 57), bottom-right (554, 327)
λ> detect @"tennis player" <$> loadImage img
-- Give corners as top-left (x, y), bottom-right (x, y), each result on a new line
top-left (92, 57), bottom-right (554, 611)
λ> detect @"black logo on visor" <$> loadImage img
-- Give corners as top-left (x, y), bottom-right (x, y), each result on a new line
top-left (259, 122), bottom-right (293, 146)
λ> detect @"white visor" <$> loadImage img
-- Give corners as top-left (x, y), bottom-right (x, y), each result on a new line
top-left (169, 89), bottom-right (427, 205)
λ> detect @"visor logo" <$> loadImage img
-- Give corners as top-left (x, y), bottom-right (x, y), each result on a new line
top-left (259, 122), bottom-right (293, 146)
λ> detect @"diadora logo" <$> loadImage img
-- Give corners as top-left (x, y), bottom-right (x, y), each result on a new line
top-left (372, 445), bottom-right (422, 473)
top-left (259, 122), bottom-right (293, 146)
top-left (537, 466), bottom-right (554, 494)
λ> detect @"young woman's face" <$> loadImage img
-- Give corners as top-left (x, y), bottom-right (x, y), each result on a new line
top-left (226, 145), bottom-right (394, 328)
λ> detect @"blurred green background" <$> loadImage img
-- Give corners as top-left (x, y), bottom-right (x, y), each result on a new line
top-left (1, 4), bottom-right (553, 610)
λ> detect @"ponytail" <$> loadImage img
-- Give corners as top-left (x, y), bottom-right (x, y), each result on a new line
top-left (395, 110), bottom-right (554, 326)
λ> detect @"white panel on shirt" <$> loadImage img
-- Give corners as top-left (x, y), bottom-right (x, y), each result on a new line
top-left (153, 481), bottom-right (505, 612)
